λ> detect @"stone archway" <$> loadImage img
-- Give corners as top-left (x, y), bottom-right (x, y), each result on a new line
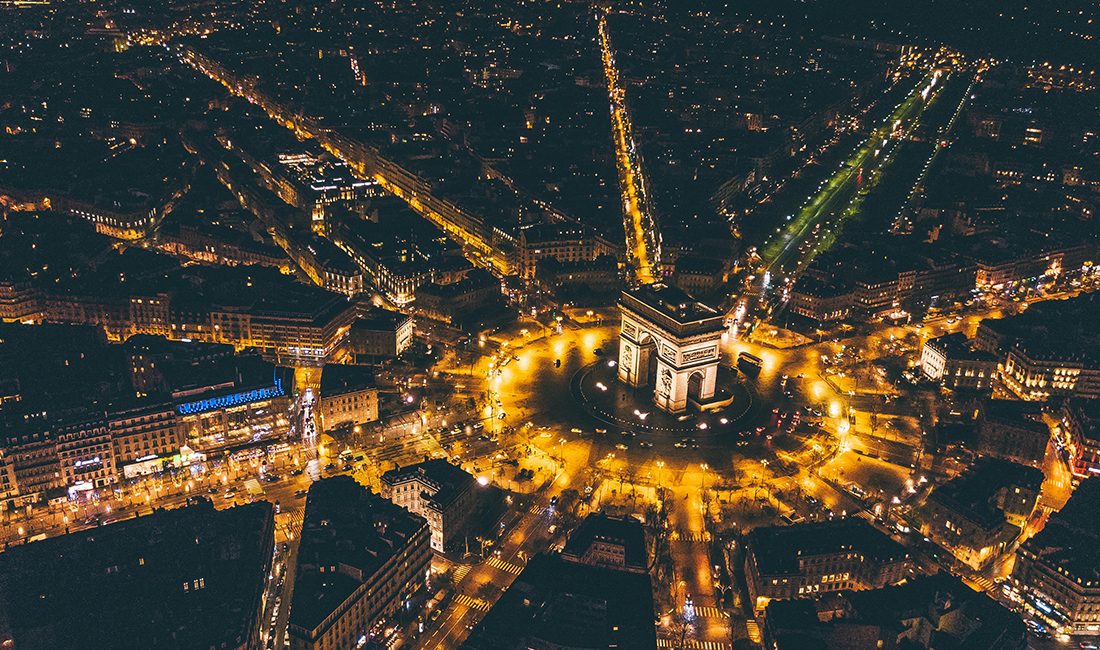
top-left (617, 284), bottom-right (724, 414)
top-left (687, 370), bottom-right (705, 404)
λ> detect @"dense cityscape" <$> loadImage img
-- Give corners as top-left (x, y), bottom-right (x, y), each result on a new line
top-left (0, 1), bottom-right (1098, 649)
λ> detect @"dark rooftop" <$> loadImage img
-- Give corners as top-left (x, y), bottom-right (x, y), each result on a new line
top-left (747, 518), bottom-right (908, 577)
top-left (978, 294), bottom-right (1100, 363)
top-left (319, 364), bottom-right (375, 397)
top-left (1065, 398), bottom-right (1100, 444)
top-left (290, 477), bottom-right (427, 632)
top-left (461, 552), bottom-right (657, 650)
top-left (766, 573), bottom-right (1026, 649)
top-left (925, 332), bottom-right (996, 362)
top-left (353, 307), bottom-right (411, 332)
top-left (928, 457), bottom-right (1044, 530)
top-left (843, 572), bottom-right (1026, 649)
top-left (0, 500), bottom-right (274, 650)
top-left (980, 399), bottom-right (1046, 431)
top-left (561, 512), bottom-right (648, 572)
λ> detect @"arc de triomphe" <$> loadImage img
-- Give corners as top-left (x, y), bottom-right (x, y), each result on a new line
top-left (617, 284), bottom-right (725, 414)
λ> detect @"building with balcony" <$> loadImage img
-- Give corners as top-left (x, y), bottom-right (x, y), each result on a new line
top-left (55, 413), bottom-right (115, 497)
top-left (515, 223), bottom-right (617, 280)
top-left (108, 399), bottom-right (186, 479)
top-left (1013, 479), bottom-right (1100, 636)
top-left (1062, 399), bottom-right (1100, 478)
top-left (788, 277), bottom-right (853, 323)
top-left (974, 296), bottom-right (1100, 400)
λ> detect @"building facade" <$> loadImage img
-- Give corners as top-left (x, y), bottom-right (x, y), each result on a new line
top-left (975, 400), bottom-right (1050, 467)
top-left (922, 458), bottom-right (1042, 570)
top-left (318, 366), bottom-right (378, 433)
top-left (1062, 399), bottom-right (1100, 478)
top-left (380, 459), bottom-right (476, 553)
top-left (346, 308), bottom-right (413, 361)
top-left (920, 332), bottom-right (997, 391)
top-left (109, 401), bottom-right (186, 479)
top-left (745, 519), bottom-right (912, 612)
top-left (1012, 480), bottom-right (1100, 636)
top-left (55, 416), bottom-right (115, 495)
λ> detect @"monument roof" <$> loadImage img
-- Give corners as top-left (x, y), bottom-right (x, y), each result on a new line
top-left (620, 284), bottom-right (724, 337)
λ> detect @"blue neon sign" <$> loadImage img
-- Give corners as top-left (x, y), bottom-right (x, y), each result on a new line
top-left (176, 377), bottom-right (285, 415)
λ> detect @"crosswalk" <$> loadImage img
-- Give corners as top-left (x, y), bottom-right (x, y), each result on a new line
top-left (968, 575), bottom-right (995, 593)
top-left (453, 593), bottom-right (491, 612)
top-left (745, 618), bottom-right (761, 644)
top-left (670, 531), bottom-right (710, 543)
top-left (689, 605), bottom-right (726, 619)
top-left (657, 639), bottom-right (731, 650)
top-left (452, 564), bottom-right (471, 583)
top-left (485, 556), bottom-right (523, 575)
top-left (278, 508), bottom-right (305, 536)
top-left (529, 504), bottom-right (546, 515)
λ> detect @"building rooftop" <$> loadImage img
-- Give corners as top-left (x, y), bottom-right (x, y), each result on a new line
top-left (0, 500), bottom-right (274, 650)
top-left (520, 223), bottom-right (599, 246)
top-left (766, 573), bottom-right (1026, 649)
top-left (928, 457), bottom-right (1044, 530)
top-left (747, 518), bottom-right (908, 577)
top-left (1065, 398), bottom-right (1100, 444)
top-left (980, 399), bottom-right (1046, 431)
top-left (792, 274), bottom-right (854, 299)
top-left (1020, 467), bottom-right (1100, 588)
top-left (380, 459), bottom-right (475, 512)
top-left (289, 477), bottom-right (427, 633)
top-left (319, 364), bottom-right (375, 397)
top-left (416, 268), bottom-right (500, 300)
top-left (926, 332), bottom-right (996, 362)
top-left (561, 512), bottom-right (648, 572)
top-left (674, 255), bottom-right (726, 276)
top-left (0, 323), bottom-right (125, 413)
top-left (353, 307), bottom-right (411, 332)
top-left (979, 294), bottom-right (1100, 363)
top-left (461, 552), bottom-right (657, 650)
top-left (843, 573), bottom-right (1025, 649)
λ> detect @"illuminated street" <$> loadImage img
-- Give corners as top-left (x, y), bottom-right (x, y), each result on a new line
top-left (599, 10), bottom-right (660, 285)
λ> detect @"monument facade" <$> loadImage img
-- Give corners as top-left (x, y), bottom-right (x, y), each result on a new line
top-left (617, 284), bottom-right (725, 413)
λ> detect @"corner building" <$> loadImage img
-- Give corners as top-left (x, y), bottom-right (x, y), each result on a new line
top-left (289, 477), bottom-right (431, 650)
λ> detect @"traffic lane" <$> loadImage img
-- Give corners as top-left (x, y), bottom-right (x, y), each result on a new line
top-left (420, 500), bottom-right (558, 649)
top-left (421, 519), bottom-right (539, 648)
